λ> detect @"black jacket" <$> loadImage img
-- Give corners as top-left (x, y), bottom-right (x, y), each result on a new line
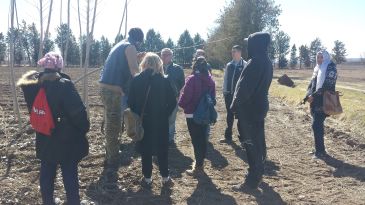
top-left (306, 62), bottom-right (337, 113)
top-left (17, 70), bottom-right (89, 163)
top-left (223, 58), bottom-right (246, 95)
top-left (127, 69), bottom-right (177, 155)
top-left (231, 32), bottom-right (273, 121)
top-left (164, 62), bottom-right (185, 97)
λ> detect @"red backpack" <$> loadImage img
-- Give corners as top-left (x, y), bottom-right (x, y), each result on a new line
top-left (30, 87), bottom-right (55, 136)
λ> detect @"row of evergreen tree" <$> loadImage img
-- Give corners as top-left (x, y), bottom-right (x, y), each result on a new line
top-left (0, 0), bottom-right (347, 69)
top-left (0, 20), bottom-right (206, 68)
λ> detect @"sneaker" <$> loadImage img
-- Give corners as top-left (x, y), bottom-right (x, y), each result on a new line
top-left (161, 176), bottom-right (174, 187)
top-left (186, 163), bottom-right (204, 176)
top-left (219, 138), bottom-right (232, 144)
top-left (141, 178), bottom-right (152, 188)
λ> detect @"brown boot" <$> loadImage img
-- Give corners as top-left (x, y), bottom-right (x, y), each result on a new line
top-left (186, 162), bottom-right (204, 176)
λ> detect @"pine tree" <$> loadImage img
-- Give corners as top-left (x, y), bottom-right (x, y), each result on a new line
top-left (299, 45), bottom-right (311, 68)
top-left (0, 32), bottom-right (7, 64)
top-left (165, 38), bottom-right (174, 49)
top-left (332, 40), bottom-right (347, 64)
top-left (275, 31), bottom-right (290, 69)
top-left (193, 33), bottom-right (205, 49)
top-left (309, 38), bottom-right (324, 67)
top-left (144, 29), bottom-right (165, 52)
top-left (289, 44), bottom-right (298, 69)
top-left (176, 30), bottom-right (195, 66)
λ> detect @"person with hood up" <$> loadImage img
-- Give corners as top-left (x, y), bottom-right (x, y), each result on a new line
top-left (231, 32), bottom-right (273, 189)
top-left (179, 56), bottom-right (216, 176)
top-left (304, 50), bottom-right (337, 159)
top-left (17, 52), bottom-right (89, 204)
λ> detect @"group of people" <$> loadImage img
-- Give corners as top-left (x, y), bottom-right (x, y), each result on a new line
top-left (17, 26), bottom-right (337, 204)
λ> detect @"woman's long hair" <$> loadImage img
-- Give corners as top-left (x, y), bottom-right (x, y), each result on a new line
top-left (192, 56), bottom-right (209, 75)
top-left (139, 52), bottom-right (164, 76)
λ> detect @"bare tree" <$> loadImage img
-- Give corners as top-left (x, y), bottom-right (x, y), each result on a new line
top-left (83, 0), bottom-right (98, 112)
top-left (9, 0), bottom-right (22, 129)
top-left (38, 0), bottom-right (43, 64)
top-left (116, 0), bottom-right (127, 41)
top-left (38, 0), bottom-right (53, 62)
top-left (124, 0), bottom-right (128, 38)
top-left (77, 0), bottom-right (82, 69)
top-left (63, 0), bottom-right (70, 66)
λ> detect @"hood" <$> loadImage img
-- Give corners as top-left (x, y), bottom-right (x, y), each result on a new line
top-left (247, 32), bottom-right (271, 59)
top-left (195, 73), bottom-right (214, 88)
top-left (17, 70), bottom-right (39, 86)
top-left (17, 70), bottom-right (63, 87)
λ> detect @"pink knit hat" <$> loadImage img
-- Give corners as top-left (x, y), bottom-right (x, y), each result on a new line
top-left (37, 52), bottom-right (64, 70)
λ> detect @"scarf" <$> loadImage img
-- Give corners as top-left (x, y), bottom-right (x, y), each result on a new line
top-left (312, 50), bottom-right (331, 91)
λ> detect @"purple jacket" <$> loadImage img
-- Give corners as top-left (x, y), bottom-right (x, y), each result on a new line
top-left (178, 73), bottom-right (216, 115)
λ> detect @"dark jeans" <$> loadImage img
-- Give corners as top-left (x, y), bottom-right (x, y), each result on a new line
top-left (141, 150), bottom-right (169, 178)
top-left (224, 94), bottom-right (234, 139)
top-left (238, 117), bottom-right (266, 185)
top-left (186, 118), bottom-right (208, 167)
top-left (311, 111), bottom-right (327, 154)
top-left (224, 94), bottom-right (242, 141)
top-left (40, 160), bottom-right (80, 205)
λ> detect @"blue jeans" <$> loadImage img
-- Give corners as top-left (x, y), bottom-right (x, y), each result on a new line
top-left (168, 105), bottom-right (179, 142)
top-left (312, 112), bottom-right (327, 154)
top-left (40, 161), bottom-right (80, 205)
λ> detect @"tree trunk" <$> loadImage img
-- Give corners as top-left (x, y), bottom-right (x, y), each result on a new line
top-left (9, 0), bottom-right (22, 129)
top-left (83, 0), bottom-right (98, 113)
top-left (38, 0), bottom-right (43, 65)
top-left (124, 0), bottom-right (128, 38)
top-left (64, 0), bottom-right (70, 67)
top-left (77, 0), bottom-right (82, 69)
top-left (116, 0), bottom-right (127, 41)
top-left (42, 0), bottom-right (53, 54)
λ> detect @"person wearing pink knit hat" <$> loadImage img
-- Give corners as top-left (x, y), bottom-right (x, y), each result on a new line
top-left (17, 52), bottom-right (89, 204)
top-left (38, 52), bottom-right (64, 71)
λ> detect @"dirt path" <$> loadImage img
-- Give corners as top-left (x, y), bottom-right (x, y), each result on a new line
top-left (1, 69), bottom-right (364, 204)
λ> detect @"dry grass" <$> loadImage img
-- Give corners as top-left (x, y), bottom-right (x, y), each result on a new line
top-left (271, 68), bottom-right (365, 137)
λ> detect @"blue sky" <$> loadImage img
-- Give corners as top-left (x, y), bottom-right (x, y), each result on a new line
top-left (0, 0), bottom-right (364, 58)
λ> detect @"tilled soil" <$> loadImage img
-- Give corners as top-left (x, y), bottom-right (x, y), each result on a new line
top-left (0, 68), bottom-right (364, 205)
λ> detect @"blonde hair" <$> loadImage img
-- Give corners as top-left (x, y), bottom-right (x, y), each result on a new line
top-left (139, 52), bottom-right (164, 75)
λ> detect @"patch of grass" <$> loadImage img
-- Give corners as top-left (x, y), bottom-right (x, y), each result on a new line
top-left (270, 80), bottom-right (365, 135)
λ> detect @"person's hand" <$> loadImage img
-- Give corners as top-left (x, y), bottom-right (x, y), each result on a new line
top-left (307, 95), bottom-right (314, 103)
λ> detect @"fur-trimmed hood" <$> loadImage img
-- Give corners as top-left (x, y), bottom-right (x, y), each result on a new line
top-left (17, 70), bottom-right (66, 87)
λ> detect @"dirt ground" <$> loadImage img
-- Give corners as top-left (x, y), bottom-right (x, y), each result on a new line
top-left (0, 67), bottom-right (364, 205)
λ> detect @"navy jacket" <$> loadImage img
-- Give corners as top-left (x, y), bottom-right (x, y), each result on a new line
top-left (164, 63), bottom-right (185, 97)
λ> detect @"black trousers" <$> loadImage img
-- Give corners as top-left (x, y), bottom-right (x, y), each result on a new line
top-left (224, 94), bottom-right (242, 141)
top-left (311, 111), bottom-right (327, 154)
top-left (186, 118), bottom-right (208, 167)
top-left (40, 160), bottom-right (80, 205)
top-left (238, 117), bottom-right (266, 185)
top-left (141, 150), bottom-right (169, 178)
top-left (224, 94), bottom-right (234, 139)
